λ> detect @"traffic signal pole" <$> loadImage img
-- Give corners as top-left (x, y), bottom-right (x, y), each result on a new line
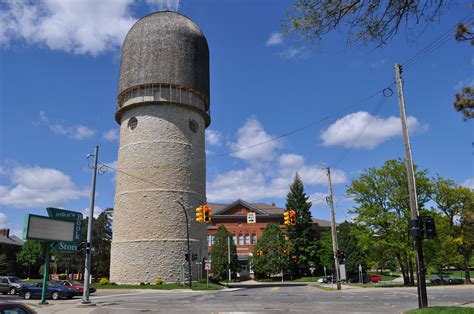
top-left (176, 201), bottom-right (192, 288)
top-left (395, 64), bottom-right (428, 308)
top-left (326, 167), bottom-right (341, 290)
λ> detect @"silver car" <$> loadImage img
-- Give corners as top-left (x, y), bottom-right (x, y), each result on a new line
top-left (0, 276), bottom-right (27, 295)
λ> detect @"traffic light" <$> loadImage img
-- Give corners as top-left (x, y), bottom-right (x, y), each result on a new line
top-left (336, 250), bottom-right (346, 263)
top-left (421, 216), bottom-right (436, 239)
top-left (203, 204), bottom-right (212, 223)
top-left (195, 206), bottom-right (203, 223)
top-left (282, 248), bottom-right (289, 255)
top-left (284, 211), bottom-right (291, 225)
top-left (256, 250), bottom-right (264, 257)
top-left (289, 210), bottom-right (297, 225)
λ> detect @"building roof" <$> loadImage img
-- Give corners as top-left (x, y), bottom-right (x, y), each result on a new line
top-left (0, 233), bottom-right (24, 246)
top-left (118, 11), bottom-right (210, 101)
top-left (207, 200), bottom-right (334, 227)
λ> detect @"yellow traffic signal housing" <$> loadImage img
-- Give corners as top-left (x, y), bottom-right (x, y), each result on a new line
top-left (195, 206), bottom-right (203, 223)
top-left (289, 210), bottom-right (297, 225)
top-left (283, 211), bottom-right (291, 225)
top-left (256, 250), bottom-right (264, 257)
top-left (203, 204), bottom-right (212, 223)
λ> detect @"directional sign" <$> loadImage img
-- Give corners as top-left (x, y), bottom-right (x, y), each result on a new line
top-left (46, 208), bottom-right (83, 252)
top-left (247, 212), bottom-right (256, 224)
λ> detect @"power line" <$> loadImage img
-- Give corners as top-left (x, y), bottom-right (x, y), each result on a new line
top-left (402, 14), bottom-right (473, 69)
top-left (210, 83), bottom-right (395, 159)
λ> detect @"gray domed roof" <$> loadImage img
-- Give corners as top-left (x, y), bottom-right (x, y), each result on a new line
top-left (118, 11), bottom-right (209, 101)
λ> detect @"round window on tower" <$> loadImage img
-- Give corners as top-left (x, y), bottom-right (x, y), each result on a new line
top-left (189, 119), bottom-right (198, 133)
top-left (128, 117), bottom-right (138, 130)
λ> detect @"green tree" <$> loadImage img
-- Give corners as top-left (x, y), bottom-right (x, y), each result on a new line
top-left (432, 178), bottom-right (474, 282)
top-left (347, 159), bottom-right (432, 285)
top-left (0, 254), bottom-right (9, 275)
top-left (453, 21), bottom-right (473, 120)
top-left (92, 208), bottom-right (113, 277)
top-left (318, 230), bottom-right (334, 274)
top-left (16, 240), bottom-right (44, 278)
top-left (337, 222), bottom-right (368, 275)
top-left (285, 0), bottom-right (452, 48)
top-left (285, 173), bottom-right (318, 277)
top-left (423, 213), bottom-right (462, 274)
top-left (252, 223), bottom-right (289, 279)
top-left (210, 226), bottom-right (239, 281)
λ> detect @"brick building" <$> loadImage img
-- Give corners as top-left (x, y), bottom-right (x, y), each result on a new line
top-left (206, 199), bottom-right (333, 278)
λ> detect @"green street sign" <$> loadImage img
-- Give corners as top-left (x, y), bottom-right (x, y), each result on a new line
top-left (46, 208), bottom-right (83, 252)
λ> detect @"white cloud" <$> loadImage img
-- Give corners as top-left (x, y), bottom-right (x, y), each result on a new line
top-left (206, 130), bottom-right (222, 146)
top-left (277, 46), bottom-right (309, 60)
top-left (207, 153), bottom-right (346, 203)
top-left (103, 129), bottom-right (119, 142)
top-left (38, 111), bottom-right (96, 140)
top-left (320, 111), bottom-right (427, 149)
top-left (266, 32), bottom-right (283, 46)
top-left (0, 165), bottom-right (89, 208)
top-left (82, 205), bottom-right (103, 219)
top-left (146, 0), bottom-right (180, 11)
top-left (229, 118), bottom-right (282, 163)
top-left (0, 213), bottom-right (7, 227)
top-left (0, 0), bottom-right (136, 55)
top-left (463, 178), bottom-right (474, 189)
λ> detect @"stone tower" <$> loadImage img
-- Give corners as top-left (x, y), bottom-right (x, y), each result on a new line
top-left (110, 11), bottom-right (210, 284)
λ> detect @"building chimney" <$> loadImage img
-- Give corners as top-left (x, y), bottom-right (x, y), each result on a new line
top-left (0, 229), bottom-right (10, 238)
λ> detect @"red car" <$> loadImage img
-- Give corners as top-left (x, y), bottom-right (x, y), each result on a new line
top-left (54, 280), bottom-right (96, 295)
top-left (368, 274), bottom-right (381, 283)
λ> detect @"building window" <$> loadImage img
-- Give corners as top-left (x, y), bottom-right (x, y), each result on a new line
top-left (232, 235), bottom-right (237, 244)
top-left (128, 117), bottom-right (138, 130)
top-left (238, 234), bottom-right (243, 246)
top-left (252, 234), bottom-right (257, 244)
top-left (245, 234), bottom-right (250, 245)
top-left (189, 119), bottom-right (198, 133)
top-left (208, 234), bottom-right (214, 246)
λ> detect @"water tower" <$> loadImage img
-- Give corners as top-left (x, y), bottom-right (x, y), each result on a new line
top-left (109, 11), bottom-right (210, 284)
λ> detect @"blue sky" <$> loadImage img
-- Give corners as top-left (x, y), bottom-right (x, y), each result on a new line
top-left (0, 0), bottom-right (472, 237)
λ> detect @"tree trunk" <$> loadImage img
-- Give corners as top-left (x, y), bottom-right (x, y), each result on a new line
top-left (400, 262), bottom-right (409, 285)
top-left (464, 256), bottom-right (471, 283)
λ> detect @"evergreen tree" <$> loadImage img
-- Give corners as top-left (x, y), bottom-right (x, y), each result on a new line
top-left (210, 226), bottom-right (239, 281)
top-left (252, 223), bottom-right (289, 279)
top-left (285, 173), bottom-right (318, 277)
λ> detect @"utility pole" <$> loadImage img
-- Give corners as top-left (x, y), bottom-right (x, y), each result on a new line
top-left (395, 64), bottom-right (428, 309)
top-left (82, 145), bottom-right (98, 304)
top-left (326, 167), bottom-right (341, 290)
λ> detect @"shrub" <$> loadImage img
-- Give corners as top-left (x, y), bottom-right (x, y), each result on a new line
top-left (99, 278), bottom-right (109, 285)
top-left (109, 282), bottom-right (117, 286)
top-left (155, 278), bottom-right (164, 285)
top-left (58, 274), bottom-right (67, 280)
top-left (139, 282), bottom-right (145, 286)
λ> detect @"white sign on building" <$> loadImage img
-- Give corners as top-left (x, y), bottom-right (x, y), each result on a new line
top-left (247, 212), bottom-right (256, 224)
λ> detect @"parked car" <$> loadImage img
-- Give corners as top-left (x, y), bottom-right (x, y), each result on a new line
top-left (348, 274), bottom-right (381, 284)
top-left (0, 276), bottom-right (28, 295)
top-left (430, 275), bottom-right (464, 285)
top-left (0, 302), bottom-right (36, 314)
top-left (19, 282), bottom-right (78, 300)
top-left (54, 280), bottom-right (96, 295)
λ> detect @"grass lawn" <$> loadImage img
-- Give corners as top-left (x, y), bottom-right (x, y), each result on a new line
top-left (311, 285), bottom-right (337, 291)
top-left (93, 282), bottom-right (223, 291)
top-left (290, 276), bottom-right (324, 282)
top-left (404, 306), bottom-right (474, 313)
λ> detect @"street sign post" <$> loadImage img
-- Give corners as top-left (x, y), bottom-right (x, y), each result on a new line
top-left (23, 214), bottom-right (77, 305)
top-left (204, 262), bottom-right (211, 288)
top-left (46, 208), bottom-right (83, 252)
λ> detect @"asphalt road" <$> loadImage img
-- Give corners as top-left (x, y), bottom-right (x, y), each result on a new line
top-left (1, 283), bottom-right (473, 313)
